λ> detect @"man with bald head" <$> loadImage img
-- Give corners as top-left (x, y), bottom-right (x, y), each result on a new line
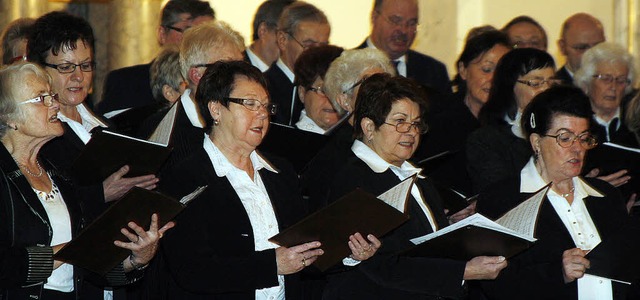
top-left (556, 13), bottom-right (605, 85)
top-left (357, 0), bottom-right (451, 95)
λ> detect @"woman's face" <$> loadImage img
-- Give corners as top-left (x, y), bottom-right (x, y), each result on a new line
top-left (367, 98), bottom-right (421, 167)
top-left (14, 73), bottom-right (63, 139)
top-left (44, 39), bottom-right (93, 108)
top-left (299, 77), bottom-right (339, 130)
top-left (534, 114), bottom-right (590, 182)
top-left (459, 44), bottom-right (510, 106)
top-left (513, 67), bottom-right (556, 111)
top-left (212, 76), bottom-right (270, 151)
top-left (588, 61), bottom-right (628, 118)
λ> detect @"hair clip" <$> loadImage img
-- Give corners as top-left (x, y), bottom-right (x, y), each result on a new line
top-left (530, 112), bottom-right (536, 129)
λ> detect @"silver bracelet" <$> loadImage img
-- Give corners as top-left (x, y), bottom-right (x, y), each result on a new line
top-left (128, 254), bottom-right (148, 271)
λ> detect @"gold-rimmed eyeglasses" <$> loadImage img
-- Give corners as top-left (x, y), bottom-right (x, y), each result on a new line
top-left (543, 131), bottom-right (598, 149)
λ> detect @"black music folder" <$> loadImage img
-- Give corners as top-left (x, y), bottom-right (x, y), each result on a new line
top-left (586, 219), bottom-right (640, 284)
top-left (258, 122), bottom-right (330, 173)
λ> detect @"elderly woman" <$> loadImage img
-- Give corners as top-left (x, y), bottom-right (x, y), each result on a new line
top-left (26, 11), bottom-right (157, 207)
top-left (466, 48), bottom-right (558, 193)
top-left (293, 45), bottom-right (344, 134)
top-left (324, 73), bottom-right (507, 299)
top-left (419, 29), bottom-right (510, 194)
top-left (0, 62), bottom-right (172, 299)
top-left (476, 86), bottom-right (634, 299)
top-left (574, 42), bottom-right (637, 198)
top-left (156, 60), bottom-right (375, 299)
top-left (301, 48), bottom-right (394, 212)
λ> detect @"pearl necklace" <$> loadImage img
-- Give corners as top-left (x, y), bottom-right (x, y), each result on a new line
top-left (16, 159), bottom-right (44, 177)
top-left (561, 186), bottom-right (575, 198)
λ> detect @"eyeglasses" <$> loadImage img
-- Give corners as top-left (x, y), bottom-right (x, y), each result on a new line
top-left (383, 120), bottom-right (428, 134)
top-left (544, 131), bottom-right (598, 149)
top-left (592, 74), bottom-right (630, 86)
top-left (43, 61), bottom-right (95, 74)
top-left (516, 78), bottom-right (562, 88)
top-left (19, 93), bottom-right (59, 107)
top-left (191, 63), bottom-right (215, 69)
top-left (569, 43), bottom-right (597, 52)
top-left (285, 32), bottom-right (328, 49)
top-left (343, 76), bottom-right (369, 94)
top-left (308, 86), bottom-right (326, 96)
top-left (224, 97), bottom-right (277, 115)
top-left (376, 11), bottom-right (419, 30)
top-left (164, 25), bottom-right (189, 33)
top-left (513, 40), bottom-right (544, 49)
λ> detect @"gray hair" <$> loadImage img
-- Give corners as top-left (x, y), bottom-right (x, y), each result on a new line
top-left (150, 47), bottom-right (184, 103)
top-left (574, 42), bottom-right (636, 95)
top-left (0, 62), bottom-right (51, 137)
top-left (323, 48), bottom-right (395, 115)
top-left (277, 1), bottom-right (328, 35)
top-left (1, 18), bottom-right (34, 65)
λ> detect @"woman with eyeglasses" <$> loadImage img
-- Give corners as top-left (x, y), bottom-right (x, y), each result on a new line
top-left (475, 86), bottom-right (637, 299)
top-left (155, 60), bottom-right (376, 299)
top-left (323, 73), bottom-right (507, 299)
top-left (573, 42), bottom-right (638, 200)
top-left (466, 48), bottom-right (558, 193)
top-left (26, 11), bottom-right (158, 210)
top-left (0, 62), bottom-right (173, 300)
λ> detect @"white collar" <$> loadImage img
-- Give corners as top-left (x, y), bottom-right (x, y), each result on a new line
top-left (57, 103), bottom-right (107, 144)
top-left (276, 58), bottom-right (295, 83)
top-left (520, 158), bottom-right (603, 197)
top-left (351, 139), bottom-right (424, 179)
top-left (594, 107), bottom-right (621, 128)
top-left (203, 133), bottom-right (278, 178)
top-left (509, 110), bottom-right (526, 139)
top-left (295, 110), bottom-right (326, 135)
top-left (180, 89), bottom-right (204, 128)
top-left (245, 47), bottom-right (270, 72)
top-left (366, 37), bottom-right (406, 63)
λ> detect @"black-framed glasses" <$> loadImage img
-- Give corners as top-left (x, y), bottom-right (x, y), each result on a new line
top-left (308, 86), bottom-right (326, 96)
top-left (516, 78), bottom-right (562, 88)
top-left (569, 43), bottom-right (597, 52)
top-left (224, 97), bottom-right (277, 115)
top-left (285, 32), bottom-right (327, 49)
top-left (513, 40), bottom-right (544, 49)
top-left (376, 11), bottom-right (419, 30)
top-left (191, 63), bottom-right (215, 69)
top-left (43, 61), bottom-right (95, 74)
top-left (383, 121), bottom-right (428, 134)
top-left (592, 74), bottom-right (630, 86)
top-left (164, 25), bottom-right (189, 33)
top-left (544, 131), bottom-right (598, 149)
top-left (343, 76), bottom-right (369, 94)
top-left (19, 93), bottom-right (58, 107)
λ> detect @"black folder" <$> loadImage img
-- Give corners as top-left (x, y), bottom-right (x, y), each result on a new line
top-left (258, 122), bottom-right (330, 173)
top-left (269, 188), bottom-right (409, 271)
top-left (586, 219), bottom-right (640, 284)
top-left (54, 187), bottom-right (184, 275)
top-left (70, 130), bottom-right (172, 185)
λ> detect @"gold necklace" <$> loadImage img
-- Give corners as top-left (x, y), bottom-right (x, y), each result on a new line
top-left (16, 159), bottom-right (44, 177)
top-left (561, 186), bottom-right (575, 198)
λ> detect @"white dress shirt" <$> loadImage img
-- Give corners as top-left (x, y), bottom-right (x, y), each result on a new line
top-left (295, 110), bottom-right (325, 135)
top-left (180, 89), bottom-right (204, 128)
top-left (520, 158), bottom-right (613, 300)
top-left (57, 103), bottom-right (108, 144)
top-left (246, 47), bottom-right (270, 72)
top-left (593, 107), bottom-right (621, 142)
top-left (202, 134), bottom-right (285, 300)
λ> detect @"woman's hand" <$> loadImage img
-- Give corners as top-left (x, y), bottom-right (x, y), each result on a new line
top-left (447, 201), bottom-right (477, 224)
top-left (103, 165), bottom-right (159, 202)
top-left (585, 168), bottom-right (630, 187)
top-left (463, 256), bottom-right (507, 280)
top-left (114, 213), bottom-right (175, 272)
top-left (562, 248), bottom-right (590, 283)
top-left (275, 241), bottom-right (323, 275)
top-left (348, 233), bottom-right (381, 261)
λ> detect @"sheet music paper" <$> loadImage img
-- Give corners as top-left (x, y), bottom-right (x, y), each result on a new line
top-left (148, 102), bottom-right (178, 146)
top-left (495, 184), bottom-right (550, 238)
top-left (377, 175), bottom-right (416, 212)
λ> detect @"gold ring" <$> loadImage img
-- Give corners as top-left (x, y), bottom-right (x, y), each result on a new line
top-left (360, 251), bottom-right (365, 256)
top-left (302, 259), bottom-right (307, 267)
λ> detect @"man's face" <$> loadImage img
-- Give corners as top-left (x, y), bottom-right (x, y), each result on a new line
top-left (159, 13), bottom-right (192, 46)
top-left (559, 20), bottom-right (605, 72)
top-left (278, 21), bottom-right (330, 70)
top-left (370, 0), bottom-right (418, 60)
top-left (506, 22), bottom-right (546, 51)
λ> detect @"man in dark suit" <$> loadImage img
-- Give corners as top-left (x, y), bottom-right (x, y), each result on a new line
top-left (264, 1), bottom-right (330, 126)
top-left (357, 0), bottom-right (451, 95)
top-left (556, 13), bottom-right (605, 86)
top-left (244, 1), bottom-right (294, 72)
top-left (95, 0), bottom-right (214, 115)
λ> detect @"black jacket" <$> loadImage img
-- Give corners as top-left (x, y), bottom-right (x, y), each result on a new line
top-left (96, 63), bottom-right (155, 115)
top-left (264, 63), bottom-right (302, 126)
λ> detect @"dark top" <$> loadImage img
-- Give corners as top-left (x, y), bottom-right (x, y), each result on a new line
top-left (466, 124), bottom-right (532, 193)
top-left (476, 176), bottom-right (634, 300)
top-left (555, 66), bottom-right (574, 86)
top-left (264, 63), bottom-right (302, 126)
top-left (356, 40), bottom-right (452, 95)
top-left (96, 63), bottom-right (155, 115)
top-left (322, 155), bottom-right (466, 300)
top-left (151, 148), bottom-right (306, 299)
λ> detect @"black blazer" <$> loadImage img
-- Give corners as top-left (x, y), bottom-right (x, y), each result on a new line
top-left (556, 66), bottom-right (574, 86)
top-left (96, 63), bottom-right (155, 115)
top-left (476, 177), bottom-right (634, 300)
top-left (264, 63), bottom-right (302, 126)
top-left (356, 40), bottom-right (452, 95)
top-left (150, 148), bottom-right (306, 299)
top-left (466, 124), bottom-right (532, 193)
top-left (322, 156), bottom-right (466, 300)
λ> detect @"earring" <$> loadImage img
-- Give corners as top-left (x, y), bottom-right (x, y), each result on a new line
top-left (213, 119), bottom-right (220, 126)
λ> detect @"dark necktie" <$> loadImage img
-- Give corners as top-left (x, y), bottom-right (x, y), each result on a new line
top-left (392, 60), bottom-right (400, 76)
top-left (608, 117), bottom-right (619, 141)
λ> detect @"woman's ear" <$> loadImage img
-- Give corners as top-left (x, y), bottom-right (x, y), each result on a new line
top-left (337, 93), bottom-right (351, 112)
top-left (530, 133), bottom-right (541, 153)
top-left (208, 101), bottom-right (221, 121)
top-left (360, 117), bottom-right (375, 141)
top-left (162, 84), bottom-right (180, 103)
top-left (297, 86), bottom-right (306, 104)
top-left (458, 61), bottom-right (468, 81)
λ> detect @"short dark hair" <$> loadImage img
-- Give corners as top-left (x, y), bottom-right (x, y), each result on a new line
top-left (522, 85), bottom-right (593, 139)
top-left (27, 11), bottom-right (95, 65)
top-left (479, 48), bottom-right (555, 125)
top-left (252, 1), bottom-right (294, 41)
top-left (188, 0), bottom-right (216, 19)
top-left (195, 60), bottom-right (268, 133)
top-left (278, 1), bottom-right (328, 36)
top-left (160, 1), bottom-right (192, 27)
top-left (501, 15), bottom-right (548, 48)
top-left (294, 45), bottom-right (344, 89)
top-left (353, 73), bottom-right (428, 140)
top-left (453, 29), bottom-right (510, 94)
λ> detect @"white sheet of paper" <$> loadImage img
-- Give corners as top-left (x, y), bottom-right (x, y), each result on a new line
top-left (377, 175), bottom-right (416, 212)
top-left (495, 185), bottom-right (550, 238)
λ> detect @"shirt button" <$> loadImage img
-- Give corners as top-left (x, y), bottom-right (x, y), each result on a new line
top-left (578, 233), bottom-right (581, 235)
